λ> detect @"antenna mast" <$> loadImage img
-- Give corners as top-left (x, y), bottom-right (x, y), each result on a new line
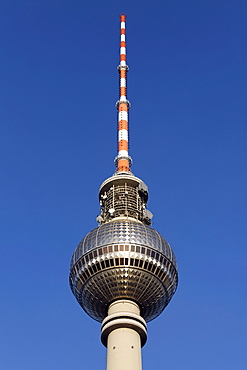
top-left (115, 14), bottom-right (132, 173)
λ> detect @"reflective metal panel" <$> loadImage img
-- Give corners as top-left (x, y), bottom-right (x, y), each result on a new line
top-left (70, 219), bottom-right (178, 322)
top-left (71, 220), bottom-right (177, 267)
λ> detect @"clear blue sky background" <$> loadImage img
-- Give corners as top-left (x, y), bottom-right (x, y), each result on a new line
top-left (1, 1), bottom-right (246, 369)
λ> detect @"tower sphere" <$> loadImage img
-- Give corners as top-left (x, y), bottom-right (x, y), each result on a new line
top-left (69, 174), bottom-right (178, 323)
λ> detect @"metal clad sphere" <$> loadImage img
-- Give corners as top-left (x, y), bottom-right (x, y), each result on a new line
top-left (69, 219), bottom-right (178, 322)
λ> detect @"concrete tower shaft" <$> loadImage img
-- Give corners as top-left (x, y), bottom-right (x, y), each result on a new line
top-left (101, 300), bottom-right (146, 370)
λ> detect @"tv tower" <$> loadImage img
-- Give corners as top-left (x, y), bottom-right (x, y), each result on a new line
top-left (69, 14), bottom-right (178, 370)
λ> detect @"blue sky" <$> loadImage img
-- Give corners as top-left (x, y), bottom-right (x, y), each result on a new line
top-left (1, 1), bottom-right (246, 369)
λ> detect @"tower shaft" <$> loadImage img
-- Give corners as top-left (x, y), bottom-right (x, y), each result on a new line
top-left (101, 300), bottom-right (146, 370)
top-left (107, 328), bottom-right (141, 370)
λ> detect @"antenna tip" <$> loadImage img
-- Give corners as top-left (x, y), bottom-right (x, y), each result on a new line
top-left (120, 14), bottom-right (126, 22)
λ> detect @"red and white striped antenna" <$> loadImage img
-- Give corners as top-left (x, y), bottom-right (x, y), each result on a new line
top-left (115, 14), bottom-right (132, 173)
